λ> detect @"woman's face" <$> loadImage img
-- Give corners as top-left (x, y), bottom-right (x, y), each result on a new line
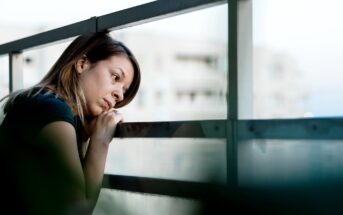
top-left (77, 54), bottom-right (134, 117)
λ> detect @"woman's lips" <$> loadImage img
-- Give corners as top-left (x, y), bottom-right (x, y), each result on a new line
top-left (104, 99), bottom-right (113, 110)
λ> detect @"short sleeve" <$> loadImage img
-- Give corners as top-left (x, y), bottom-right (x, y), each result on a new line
top-left (33, 93), bottom-right (75, 130)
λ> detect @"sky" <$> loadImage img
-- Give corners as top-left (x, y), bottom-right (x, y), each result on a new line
top-left (0, 0), bottom-right (154, 25)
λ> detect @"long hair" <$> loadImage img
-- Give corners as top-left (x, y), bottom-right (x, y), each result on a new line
top-left (1, 31), bottom-right (141, 124)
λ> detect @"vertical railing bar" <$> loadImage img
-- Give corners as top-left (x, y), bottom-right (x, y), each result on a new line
top-left (9, 53), bottom-right (13, 93)
top-left (227, 0), bottom-right (238, 188)
top-left (9, 51), bottom-right (23, 93)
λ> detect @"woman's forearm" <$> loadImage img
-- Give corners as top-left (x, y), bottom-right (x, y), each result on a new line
top-left (82, 139), bottom-right (110, 210)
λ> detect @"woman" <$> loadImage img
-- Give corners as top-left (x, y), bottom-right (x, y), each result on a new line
top-left (0, 31), bottom-right (140, 214)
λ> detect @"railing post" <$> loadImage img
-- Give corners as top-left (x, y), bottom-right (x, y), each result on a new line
top-left (227, 0), bottom-right (238, 188)
top-left (9, 51), bottom-right (24, 93)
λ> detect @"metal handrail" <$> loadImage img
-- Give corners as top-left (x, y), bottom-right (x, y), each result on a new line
top-left (114, 118), bottom-right (343, 140)
top-left (0, 0), bottom-right (227, 55)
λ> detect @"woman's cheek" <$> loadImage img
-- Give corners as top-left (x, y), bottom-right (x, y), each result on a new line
top-left (86, 102), bottom-right (101, 117)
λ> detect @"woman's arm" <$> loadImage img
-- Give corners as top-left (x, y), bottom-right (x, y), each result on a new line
top-left (39, 110), bottom-right (122, 214)
top-left (39, 121), bottom-right (89, 213)
top-left (82, 137), bottom-right (108, 208)
top-left (82, 110), bottom-right (122, 209)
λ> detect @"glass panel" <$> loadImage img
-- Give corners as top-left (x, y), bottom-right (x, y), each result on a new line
top-left (252, 0), bottom-right (343, 118)
top-left (0, 55), bottom-right (9, 123)
top-left (22, 40), bottom-right (73, 88)
top-left (0, 55), bottom-right (9, 98)
top-left (94, 189), bottom-right (202, 215)
top-left (239, 139), bottom-right (343, 187)
top-left (106, 138), bottom-right (226, 184)
top-left (112, 4), bottom-right (228, 121)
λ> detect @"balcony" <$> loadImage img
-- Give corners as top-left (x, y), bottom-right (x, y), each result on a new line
top-left (1, 0), bottom-right (343, 214)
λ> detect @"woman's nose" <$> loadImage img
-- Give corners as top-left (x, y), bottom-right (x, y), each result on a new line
top-left (112, 86), bottom-right (124, 102)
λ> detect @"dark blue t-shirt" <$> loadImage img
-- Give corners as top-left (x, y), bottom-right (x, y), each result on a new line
top-left (0, 88), bottom-right (84, 215)
top-left (1, 89), bottom-right (75, 138)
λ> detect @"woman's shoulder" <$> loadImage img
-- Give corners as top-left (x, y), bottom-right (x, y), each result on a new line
top-left (20, 88), bottom-right (70, 111)
top-left (10, 87), bottom-right (75, 126)
top-left (34, 89), bottom-right (70, 112)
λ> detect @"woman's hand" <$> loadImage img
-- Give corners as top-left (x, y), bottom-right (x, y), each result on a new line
top-left (84, 109), bottom-right (123, 145)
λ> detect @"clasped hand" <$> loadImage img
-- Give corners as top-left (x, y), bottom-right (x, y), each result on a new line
top-left (84, 109), bottom-right (123, 145)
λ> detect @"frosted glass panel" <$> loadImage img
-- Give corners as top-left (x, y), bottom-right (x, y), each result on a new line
top-left (239, 139), bottom-right (343, 187)
top-left (106, 138), bottom-right (226, 184)
top-left (94, 189), bottom-right (202, 215)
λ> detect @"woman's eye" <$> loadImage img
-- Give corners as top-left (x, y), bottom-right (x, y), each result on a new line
top-left (111, 74), bottom-right (118, 80)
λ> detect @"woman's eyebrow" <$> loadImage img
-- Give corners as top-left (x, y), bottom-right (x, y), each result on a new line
top-left (115, 67), bottom-right (126, 79)
top-left (115, 67), bottom-right (129, 93)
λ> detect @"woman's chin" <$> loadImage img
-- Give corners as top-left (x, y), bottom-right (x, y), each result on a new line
top-left (87, 107), bottom-right (105, 117)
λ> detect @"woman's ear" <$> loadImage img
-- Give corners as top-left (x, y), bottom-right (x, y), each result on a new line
top-left (75, 55), bottom-right (90, 74)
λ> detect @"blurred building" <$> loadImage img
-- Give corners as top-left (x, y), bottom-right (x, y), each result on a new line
top-left (253, 47), bottom-right (309, 119)
top-left (114, 31), bottom-right (228, 121)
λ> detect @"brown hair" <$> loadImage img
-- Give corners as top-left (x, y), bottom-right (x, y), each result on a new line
top-left (1, 31), bottom-right (141, 124)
